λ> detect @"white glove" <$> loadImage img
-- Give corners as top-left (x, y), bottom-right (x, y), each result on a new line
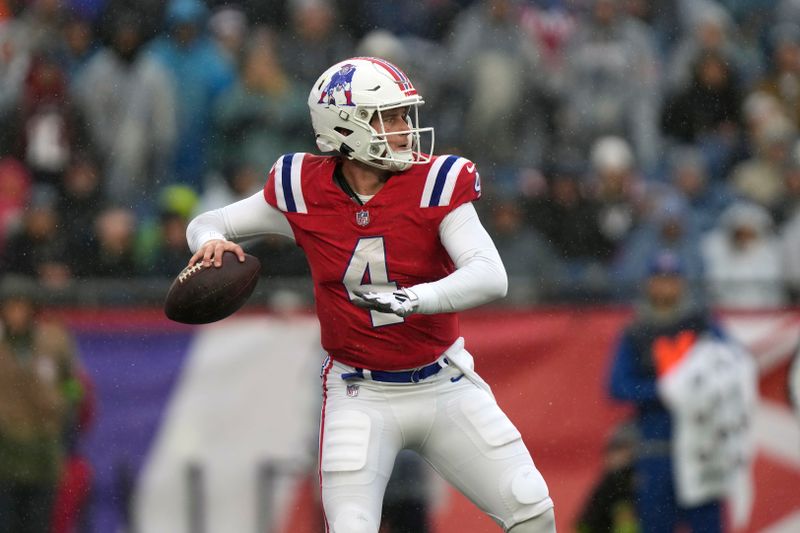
top-left (352, 288), bottom-right (419, 317)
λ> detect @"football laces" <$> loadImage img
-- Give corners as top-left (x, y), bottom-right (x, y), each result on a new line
top-left (178, 263), bottom-right (204, 284)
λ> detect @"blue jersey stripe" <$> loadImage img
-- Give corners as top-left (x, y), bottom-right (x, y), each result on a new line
top-left (281, 153), bottom-right (297, 212)
top-left (429, 155), bottom-right (458, 207)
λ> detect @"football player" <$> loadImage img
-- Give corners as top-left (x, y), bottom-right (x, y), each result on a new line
top-left (186, 57), bottom-right (555, 532)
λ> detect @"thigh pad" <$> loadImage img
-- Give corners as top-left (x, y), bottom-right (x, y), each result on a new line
top-left (321, 409), bottom-right (371, 473)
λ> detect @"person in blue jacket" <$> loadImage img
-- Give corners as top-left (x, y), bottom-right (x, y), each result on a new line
top-left (608, 250), bottom-right (724, 533)
top-left (146, 0), bottom-right (236, 192)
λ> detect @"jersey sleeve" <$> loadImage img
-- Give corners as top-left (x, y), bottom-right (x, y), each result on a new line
top-left (419, 155), bottom-right (482, 212)
top-left (263, 153), bottom-right (309, 214)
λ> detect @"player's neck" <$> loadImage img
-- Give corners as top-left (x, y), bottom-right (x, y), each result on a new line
top-left (341, 159), bottom-right (390, 196)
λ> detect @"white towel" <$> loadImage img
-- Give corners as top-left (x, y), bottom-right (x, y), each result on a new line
top-left (443, 337), bottom-right (495, 400)
top-left (657, 335), bottom-right (758, 528)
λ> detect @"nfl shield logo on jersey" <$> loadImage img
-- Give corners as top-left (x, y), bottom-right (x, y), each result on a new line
top-left (346, 384), bottom-right (359, 397)
top-left (355, 210), bottom-right (370, 227)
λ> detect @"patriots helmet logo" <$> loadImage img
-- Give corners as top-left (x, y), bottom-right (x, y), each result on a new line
top-left (318, 64), bottom-right (357, 106)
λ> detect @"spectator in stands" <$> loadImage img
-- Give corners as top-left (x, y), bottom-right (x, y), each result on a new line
top-left (277, 0), bottom-right (354, 87)
top-left (14, 51), bottom-right (91, 186)
top-left (487, 196), bottom-right (562, 303)
top-left (518, 1), bottom-right (576, 80)
top-left (195, 163), bottom-right (262, 214)
top-left (667, 146), bottom-right (734, 234)
top-left (0, 20), bottom-right (31, 121)
top-left (607, 250), bottom-right (735, 533)
top-left (560, 0), bottom-right (661, 170)
top-left (742, 91), bottom-right (786, 147)
top-left (74, 9), bottom-right (176, 213)
top-left (79, 206), bottom-right (139, 278)
top-left (16, 0), bottom-right (66, 54)
top-left (57, 12), bottom-right (97, 85)
top-left (352, 0), bottom-right (462, 42)
top-left (355, 30), bottom-right (449, 148)
top-left (251, 234), bottom-right (311, 279)
top-left (0, 275), bottom-right (82, 533)
top-left (97, 0), bottom-right (166, 43)
top-left (777, 0), bottom-right (800, 27)
top-left (0, 157), bottom-right (31, 253)
top-left (587, 136), bottom-right (646, 256)
top-left (211, 27), bottom-right (308, 178)
top-left (757, 22), bottom-right (800, 128)
top-left (445, 0), bottom-right (550, 173)
top-left (208, 5), bottom-right (248, 63)
top-left (666, 2), bottom-right (759, 92)
top-left (55, 154), bottom-right (104, 257)
top-left (526, 163), bottom-right (613, 294)
top-left (620, 0), bottom-right (682, 58)
top-left (612, 193), bottom-right (705, 301)
top-left (701, 201), bottom-right (786, 309)
top-left (729, 114), bottom-right (795, 215)
top-left (137, 185), bottom-right (198, 278)
top-left (772, 141), bottom-right (800, 224)
top-left (1, 186), bottom-right (72, 289)
top-left (146, 0), bottom-right (236, 191)
top-left (661, 50), bottom-right (744, 180)
top-left (147, 210), bottom-right (194, 279)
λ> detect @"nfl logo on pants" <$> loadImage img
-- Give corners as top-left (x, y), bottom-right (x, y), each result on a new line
top-left (346, 384), bottom-right (359, 397)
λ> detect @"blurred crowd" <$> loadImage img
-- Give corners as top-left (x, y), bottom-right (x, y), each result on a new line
top-left (1, 0), bottom-right (800, 307)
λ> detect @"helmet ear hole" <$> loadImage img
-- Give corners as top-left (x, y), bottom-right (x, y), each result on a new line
top-left (335, 127), bottom-right (353, 137)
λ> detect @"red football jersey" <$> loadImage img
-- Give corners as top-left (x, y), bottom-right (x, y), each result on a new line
top-left (263, 152), bottom-right (482, 371)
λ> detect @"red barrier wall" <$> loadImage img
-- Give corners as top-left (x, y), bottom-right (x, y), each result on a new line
top-left (53, 307), bottom-right (800, 532)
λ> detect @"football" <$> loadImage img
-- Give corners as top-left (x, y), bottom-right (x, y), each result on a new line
top-left (164, 252), bottom-right (261, 324)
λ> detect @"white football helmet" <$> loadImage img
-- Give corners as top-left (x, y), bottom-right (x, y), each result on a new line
top-left (308, 57), bottom-right (434, 172)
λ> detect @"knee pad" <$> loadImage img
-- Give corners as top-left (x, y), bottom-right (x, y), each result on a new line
top-left (507, 508), bottom-right (556, 533)
top-left (503, 465), bottom-right (553, 527)
top-left (330, 507), bottom-right (379, 533)
top-left (510, 466), bottom-right (549, 505)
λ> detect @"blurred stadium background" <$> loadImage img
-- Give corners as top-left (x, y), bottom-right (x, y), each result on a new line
top-left (1, 0), bottom-right (800, 531)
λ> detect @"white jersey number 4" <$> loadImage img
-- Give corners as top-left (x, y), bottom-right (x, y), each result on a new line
top-left (343, 237), bottom-right (403, 327)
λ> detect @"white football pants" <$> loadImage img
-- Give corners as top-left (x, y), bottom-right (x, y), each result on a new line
top-left (318, 341), bottom-right (554, 532)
